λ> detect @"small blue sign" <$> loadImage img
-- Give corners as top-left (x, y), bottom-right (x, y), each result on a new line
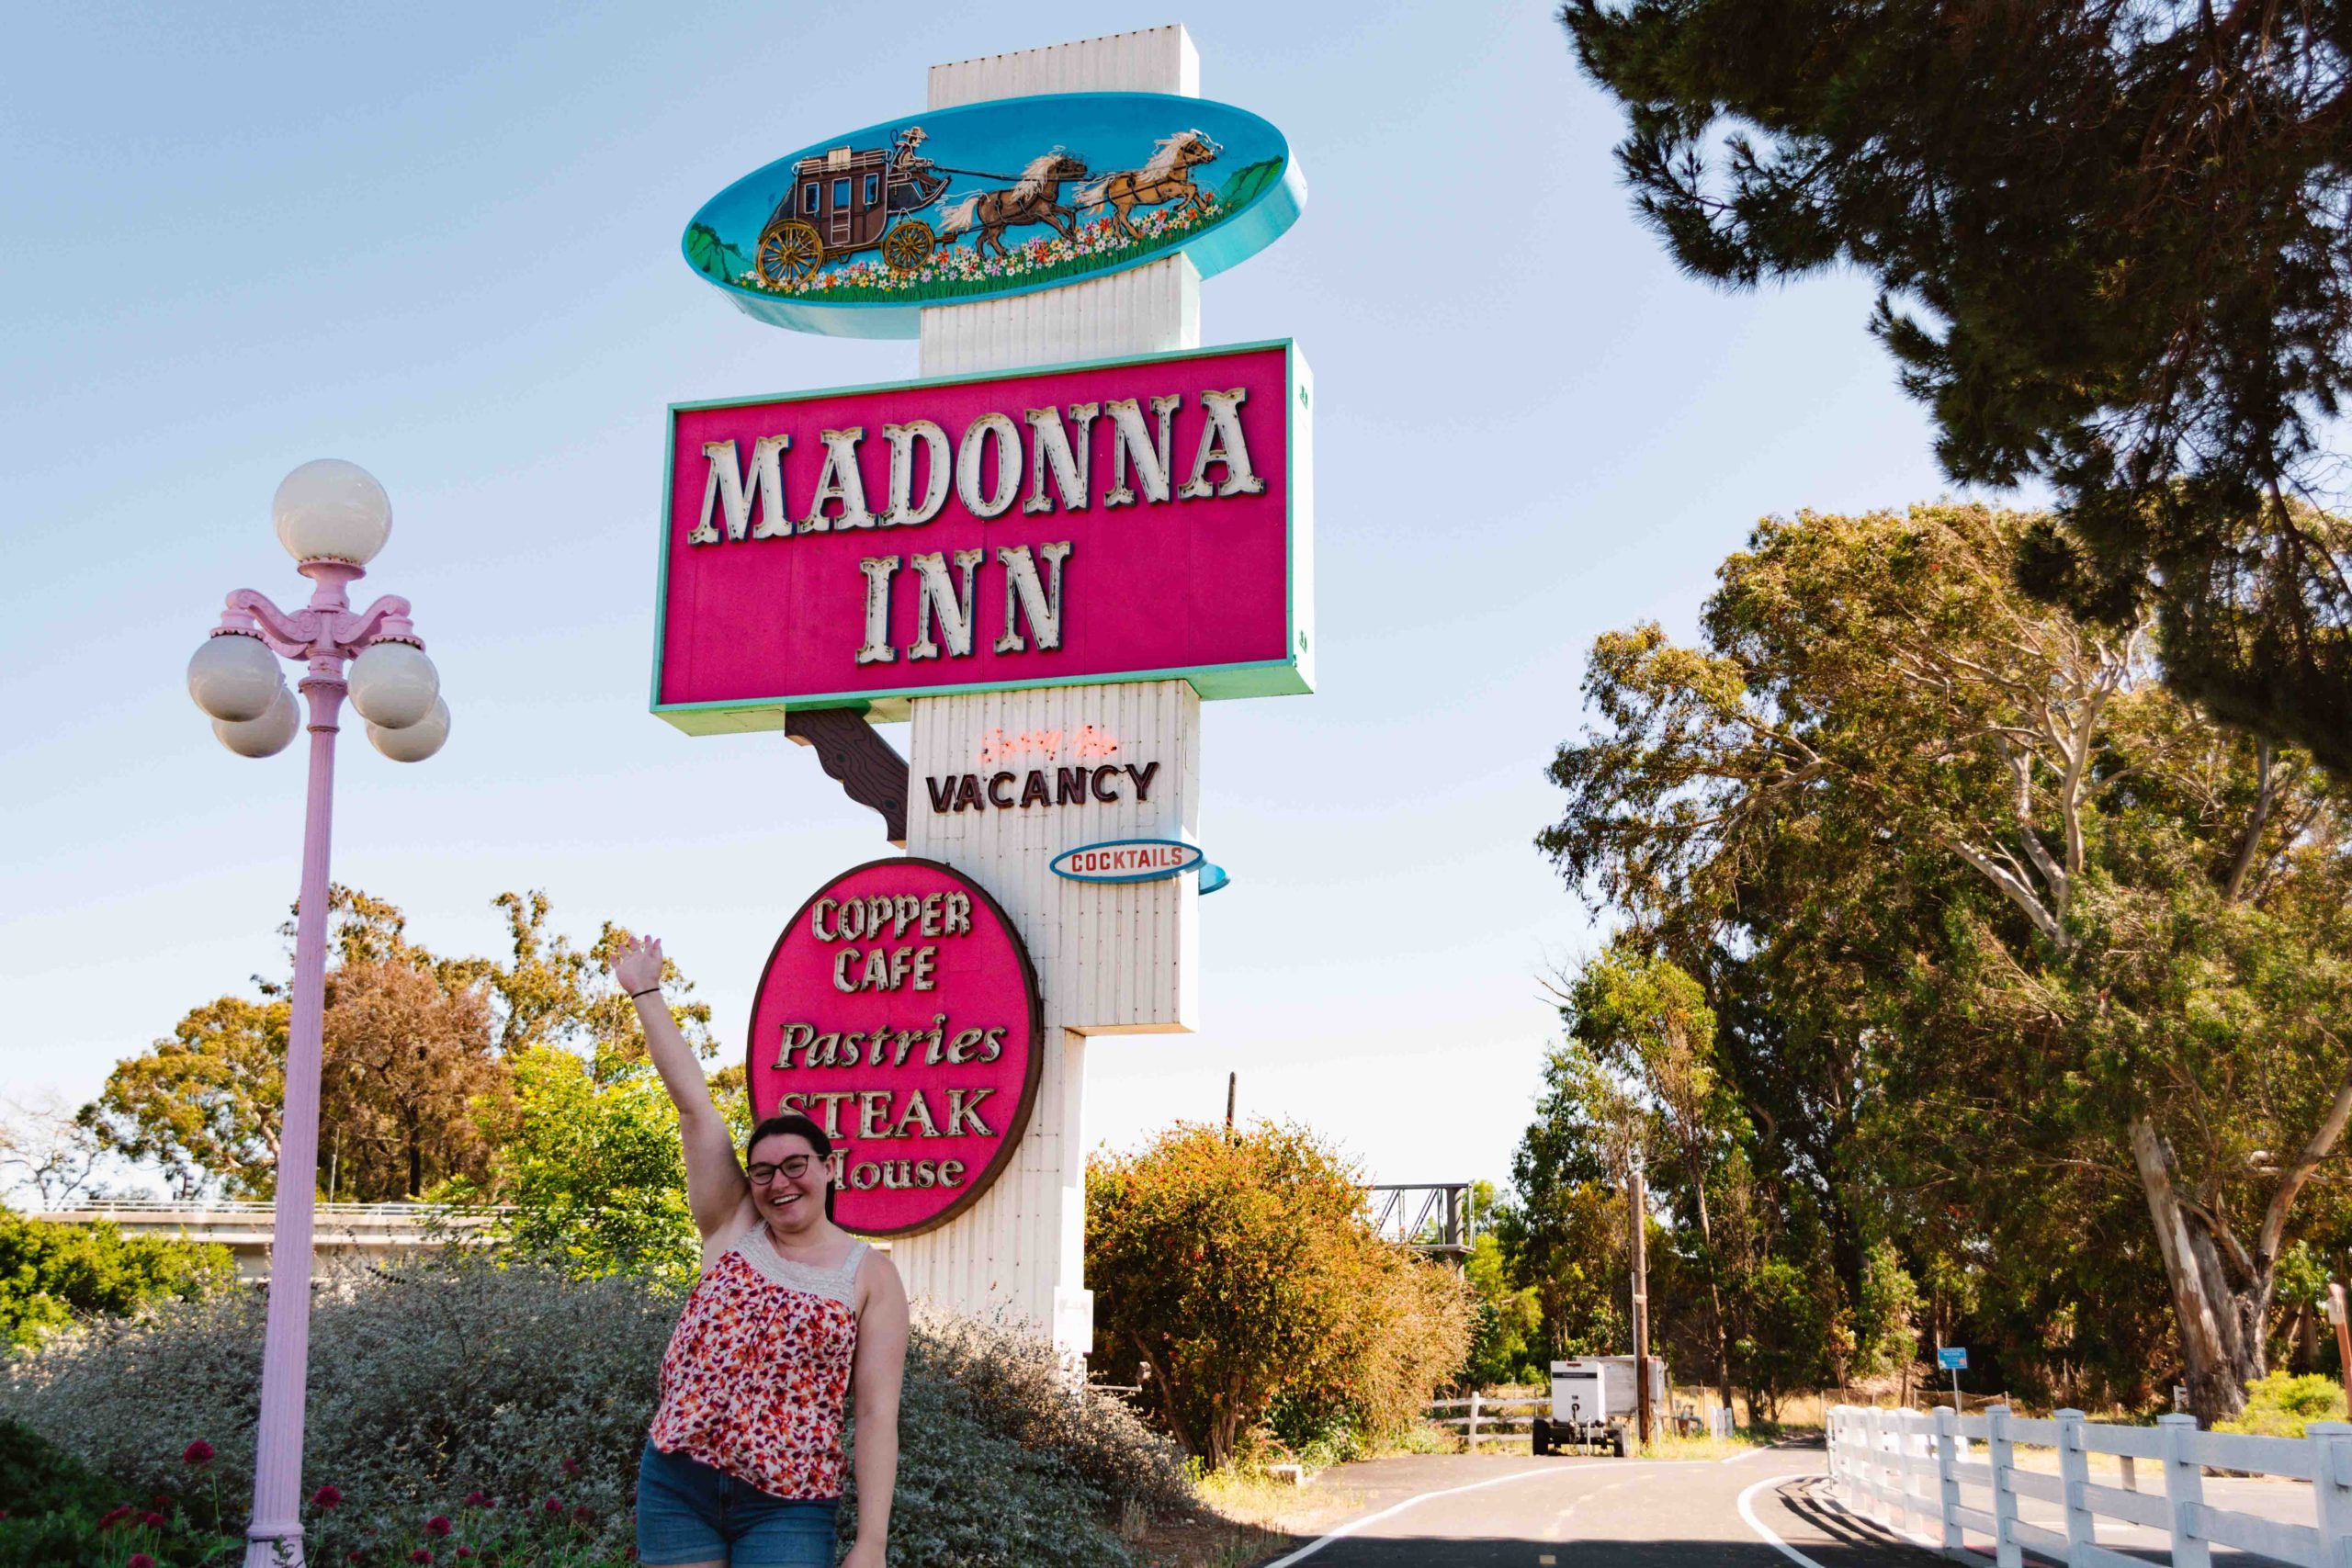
top-left (1051, 839), bottom-right (1206, 885)
top-left (1938, 1347), bottom-right (1968, 1371)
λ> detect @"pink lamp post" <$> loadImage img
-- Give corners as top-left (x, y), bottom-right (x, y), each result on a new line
top-left (184, 459), bottom-right (450, 1568)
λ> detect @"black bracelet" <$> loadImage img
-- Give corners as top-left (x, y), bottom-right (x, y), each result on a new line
top-left (629, 987), bottom-right (662, 999)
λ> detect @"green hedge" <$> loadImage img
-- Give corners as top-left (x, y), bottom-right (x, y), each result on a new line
top-left (0, 1207), bottom-right (235, 1348)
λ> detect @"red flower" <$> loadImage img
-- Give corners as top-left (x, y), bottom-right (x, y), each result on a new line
top-left (410, 1551), bottom-right (433, 1565)
top-left (560, 1456), bottom-right (580, 1476)
top-left (542, 1496), bottom-right (563, 1514)
top-left (425, 1515), bottom-right (452, 1537)
top-left (141, 1511), bottom-right (167, 1529)
top-left (461, 1491), bottom-right (492, 1509)
top-left (129, 1556), bottom-right (157, 1568)
top-left (455, 1551), bottom-right (475, 1562)
top-left (572, 1505), bottom-right (594, 1523)
top-left (183, 1438), bottom-right (217, 1467)
top-left (98, 1506), bottom-right (134, 1530)
top-left (311, 1483), bottom-right (345, 1510)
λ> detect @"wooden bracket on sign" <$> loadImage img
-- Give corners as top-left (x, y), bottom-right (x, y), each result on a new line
top-left (786, 709), bottom-right (910, 846)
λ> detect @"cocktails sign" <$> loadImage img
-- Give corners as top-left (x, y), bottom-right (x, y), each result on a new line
top-left (653, 340), bottom-right (1312, 732)
top-left (1050, 840), bottom-right (1205, 884)
top-left (747, 857), bottom-right (1042, 1237)
top-left (681, 92), bottom-right (1306, 337)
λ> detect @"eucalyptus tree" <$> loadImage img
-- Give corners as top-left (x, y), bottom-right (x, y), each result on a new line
top-left (1542, 503), bottom-right (2352, 1420)
top-left (1556, 944), bottom-right (1742, 1412)
top-left (1561, 0), bottom-right (2352, 773)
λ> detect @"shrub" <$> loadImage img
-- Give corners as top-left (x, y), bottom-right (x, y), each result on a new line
top-left (3, 1252), bottom-right (1185, 1567)
top-left (2216, 1371), bottom-right (2347, 1438)
top-left (1088, 1120), bottom-right (1476, 1468)
top-left (900, 1306), bottom-right (1191, 1513)
top-left (0, 1207), bottom-right (235, 1348)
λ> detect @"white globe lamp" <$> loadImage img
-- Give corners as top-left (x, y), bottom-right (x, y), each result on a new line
top-left (187, 632), bottom-right (286, 723)
top-left (348, 640), bottom-right (440, 730)
top-left (368, 697), bottom-right (449, 762)
top-left (213, 684), bottom-right (301, 758)
top-left (273, 458), bottom-right (391, 565)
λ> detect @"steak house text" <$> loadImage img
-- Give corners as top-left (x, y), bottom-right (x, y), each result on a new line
top-left (768, 884), bottom-right (1014, 1197)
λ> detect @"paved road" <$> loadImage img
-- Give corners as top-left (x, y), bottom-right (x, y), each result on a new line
top-left (1248, 1442), bottom-right (2319, 1566)
top-left (1251, 1444), bottom-right (1930, 1567)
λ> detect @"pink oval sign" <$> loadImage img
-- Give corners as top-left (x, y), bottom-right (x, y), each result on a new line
top-left (746, 857), bottom-right (1041, 1236)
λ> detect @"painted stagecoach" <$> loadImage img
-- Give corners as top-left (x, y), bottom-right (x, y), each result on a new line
top-left (754, 129), bottom-right (952, 283)
top-left (685, 92), bottom-right (1306, 337)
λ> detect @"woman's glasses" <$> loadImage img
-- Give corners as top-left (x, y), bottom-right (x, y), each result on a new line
top-left (747, 1155), bottom-right (816, 1185)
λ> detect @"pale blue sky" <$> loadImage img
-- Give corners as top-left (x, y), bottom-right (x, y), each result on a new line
top-left (0, 3), bottom-right (1970, 1196)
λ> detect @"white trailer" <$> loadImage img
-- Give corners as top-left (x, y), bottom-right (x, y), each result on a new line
top-left (1532, 1356), bottom-right (1667, 1456)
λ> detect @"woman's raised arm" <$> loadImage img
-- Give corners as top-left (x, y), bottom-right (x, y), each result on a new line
top-left (610, 934), bottom-right (747, 1241)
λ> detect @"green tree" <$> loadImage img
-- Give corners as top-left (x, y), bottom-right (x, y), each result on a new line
top-left (1557, 943), bottom-right (1742, 1412)
top-left (1461, 1182), bottom-right (1544, 1387)
top-left (85, 997), bottom-right (289, 1198)
top-left (1561, 0), bottom-right (2352, 774)
top-left (0, 1205), bottom-right (234, 1346)
top-left (1501, 1051), bottom-right (1636, 1361)
top-left (441, 1045), bottom-right (740, 1290)
top-left (1087, 1120), bottom-right (1470, 1468)
top-left (86, 886), bottom-right (717, 1202)
top-left (1540, 502), bottom-right (2352, 1421)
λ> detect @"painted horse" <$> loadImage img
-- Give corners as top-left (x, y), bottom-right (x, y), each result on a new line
top-left (936, 151), bottom-right (1091, 259)
top-left (1075, 130), bottom-right (1223, 239)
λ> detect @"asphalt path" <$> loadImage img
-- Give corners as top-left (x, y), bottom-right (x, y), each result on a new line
top-left (1247, 1441), bottom-right (2318, 1566)
top-left (1250, 1443), bottom-right (1935, 1568)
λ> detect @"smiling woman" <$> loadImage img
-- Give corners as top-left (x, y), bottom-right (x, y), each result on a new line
top-left (610, 933), bottom-right (910, 1568)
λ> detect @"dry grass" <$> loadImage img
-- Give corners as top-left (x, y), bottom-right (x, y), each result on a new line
top-left (1130, 1466), bottom-right (1357, 1568)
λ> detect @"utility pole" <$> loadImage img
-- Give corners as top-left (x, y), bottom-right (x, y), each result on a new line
top-left (2329, 1280), bottom-right (2350, 1382)
top-left (1225, 1071), bottom-right (1236, 1136)
top-left (1629, 1156), bottom-right (1652, 1448)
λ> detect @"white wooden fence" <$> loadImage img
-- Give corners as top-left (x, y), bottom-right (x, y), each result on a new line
top-left (1828, 1402), bottom-right (2352, 1566)
top-left (1428, 1393), bottom-right (1547, 1449)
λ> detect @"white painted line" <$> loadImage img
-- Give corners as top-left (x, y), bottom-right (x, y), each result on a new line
top-left (1257, 1468), bottom-right (1562, 1568)
top-left (1736, 1473), bottom-right (1835, 1568)
top-left (1724, 1442), bottom-right (1793, 1462)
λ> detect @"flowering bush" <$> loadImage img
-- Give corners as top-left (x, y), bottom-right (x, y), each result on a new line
top-left (4, 1253), bottom-right (1189, 1567)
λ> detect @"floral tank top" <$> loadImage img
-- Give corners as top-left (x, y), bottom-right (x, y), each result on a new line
top-left (648, 1226), bottom-right (868, 1499)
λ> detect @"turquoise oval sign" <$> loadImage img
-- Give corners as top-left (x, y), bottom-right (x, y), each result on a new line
top-left (681, 92), bottom-right (1305, 339)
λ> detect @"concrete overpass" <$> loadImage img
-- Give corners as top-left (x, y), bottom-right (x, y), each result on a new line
top-left (32, 1200), bottom-right (499, 1281)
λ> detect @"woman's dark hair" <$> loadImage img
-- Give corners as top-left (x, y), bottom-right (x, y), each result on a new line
top-left (744, 1112), bottom-right (836, 1223)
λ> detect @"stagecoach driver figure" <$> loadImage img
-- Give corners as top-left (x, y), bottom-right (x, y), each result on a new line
top-left (888, 125), bottom-right (933, 189)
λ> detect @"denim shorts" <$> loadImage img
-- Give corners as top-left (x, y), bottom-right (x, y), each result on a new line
top-left (636, 1442), bottom-right (840, 1566)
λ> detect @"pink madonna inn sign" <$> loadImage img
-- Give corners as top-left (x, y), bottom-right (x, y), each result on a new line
top-left (652, 339), bottom-right (1313, 733)
top-left (747, 857), bottom-right (1043, 1237)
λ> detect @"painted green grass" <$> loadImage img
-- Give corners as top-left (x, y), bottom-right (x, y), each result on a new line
top-left (728, 160), bottom-right (1285, 307)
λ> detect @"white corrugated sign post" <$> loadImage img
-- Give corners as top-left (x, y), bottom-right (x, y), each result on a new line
top-left (890, 27), bottom-right (1206, 1358)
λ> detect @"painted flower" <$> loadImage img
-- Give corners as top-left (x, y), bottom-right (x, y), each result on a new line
top-left (183, 1438), bottom-right (216, 1467)
top-left (311, 1483), bottom-right (344, 1510)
